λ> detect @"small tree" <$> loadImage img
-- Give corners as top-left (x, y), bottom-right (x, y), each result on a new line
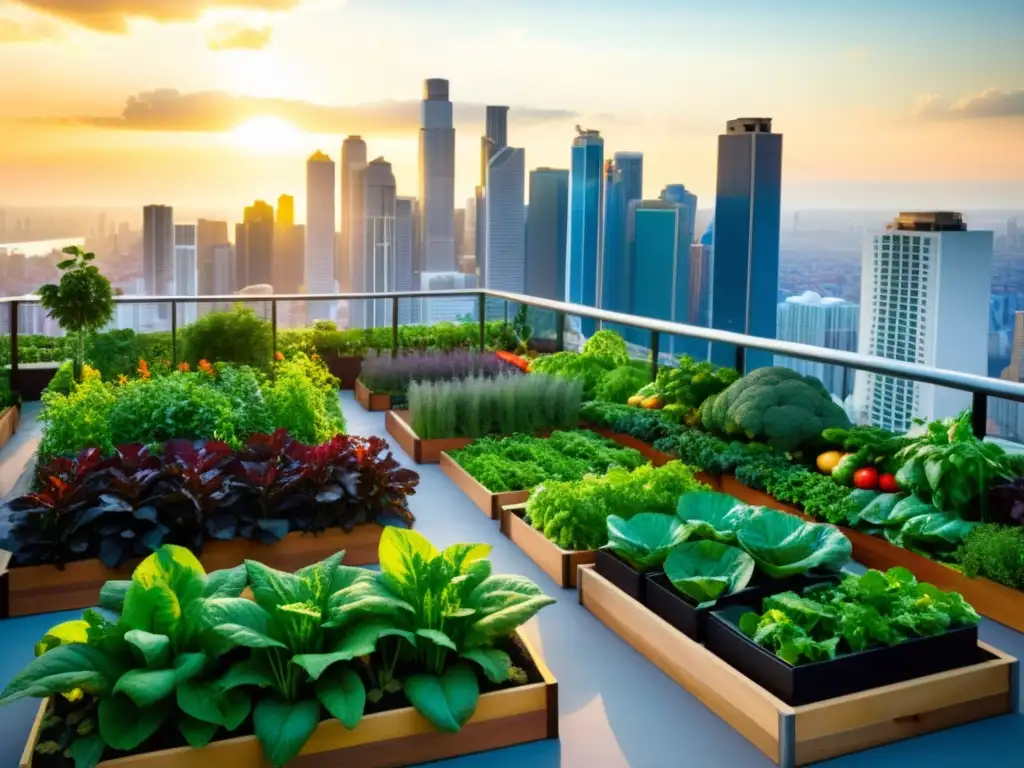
top-left (38, 246), bottom-right (115, 381)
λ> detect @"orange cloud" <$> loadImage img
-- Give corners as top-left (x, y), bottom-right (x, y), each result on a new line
top-left (916, 88), bottom-right (1024, 120)
top-left (207, 22), bottom-right (272, 50)
top-left (0, 15), bottom-right (61, 42)
top-left (12, 0), bottom-right (302, 33)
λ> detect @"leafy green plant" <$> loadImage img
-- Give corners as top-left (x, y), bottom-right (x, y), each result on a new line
top-left (263, 353), bottom-right (345, 444)
top-left (738, 567), bottom-right (980, 665)
top-left (581, 329), bottom-right (628, 365)
top-left (675, 490), bottom-right (749, 543)
top-left (821, 425), bottom-right (910, 486)
top-left (44, 361), bottom-right (77, 398)
top-left (663, 540), bottom-right (755, 606)
top-left (581, 401), bottom-right (683, 444)
top-left (84, 329), bottom-right (146, 382)
top-left (739, 461), bottom-right (859, 524)
top-left (653, 356), bottom-right (739, 413)
top-left (595, 365), bottom-right (650, 404)
top-left (527, 461), bottom-right (708, 551)
top-left (37, 246), bottom-right (115, 381)
top-left (181, 305), bottom-right (274, 369)
top-left (449, 430), bottom-right (645, 492)
top-left (955, 524), bottom-right (1024, 589)
top-left (734, 507), bottom-right (853, 578)
top-left (603, 513), bottom-right (690, 571)
top-left (528, 352), bottom-right (617, 399)
top-left (846, 491), bottom-right (977, 557)
top-left (408, 373), bottom-right (582, 440)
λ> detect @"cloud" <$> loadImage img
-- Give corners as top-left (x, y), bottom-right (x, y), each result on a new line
top-left (12, 0), bottom-right (302, 33)
top-left (0, 15), bottom-right (61, 42)
top-left (916, 88), bottom-right (1024, 120)
top-left (34, 88), bottom-right (579, 135)
top-left (207, 21), bottom-right (271, 50)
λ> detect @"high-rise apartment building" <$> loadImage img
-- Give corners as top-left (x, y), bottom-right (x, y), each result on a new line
top-left (305, 150), bottom-right (337, 322)
top-left (340, 136), bottom-right (368, 292)
top-left (709, 118), bottom-right (783, 372)
top-left (419, 79), bottom-right (456, 273)
top-left (173, 223), bottom-right (198, 325)
top-left (854, 212), bottom-right (993, 433)
top-left (210, 244), bottom-right (235, 312)
top-left (688, 243), bottom-right (712, 331)
top-left (142, 205), bottom-right (174, 311)
top-left (195, 219), bottom-right (228, 301)
top-left (660, 184), bottom-right (698, 244)
top-left (351, 158), bottom-right (397, 328)
top-left (775, 291), bottom-right (859, 399)
top-left (566, 127), bottom-right (605, 336)
top-left (234, 200), bottom-right (274, 291)
top-left (525, 168), bottom-right (569, 301)
top-left (484, 146), bottom-right (526, 316)
top-left (395, 197), bottom-right (417, 325)
top-left (475, 106), bottom-right (510, 281)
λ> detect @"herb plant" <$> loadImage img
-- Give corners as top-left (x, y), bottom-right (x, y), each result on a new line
top-left (358, 350), bottom-right (517, 396)
top-left (955, 524), bottom-right (1024, 589)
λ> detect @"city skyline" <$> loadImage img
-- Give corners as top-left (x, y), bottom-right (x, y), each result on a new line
top-left (0, 0), bottom-right (1021, 210)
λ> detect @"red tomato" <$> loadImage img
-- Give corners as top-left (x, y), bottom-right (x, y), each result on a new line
top-left (878, 473), bottom-right (900, 493)
top-left (853, 467), bottom-right (879, 490)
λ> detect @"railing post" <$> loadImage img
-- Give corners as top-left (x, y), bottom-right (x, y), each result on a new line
top-left (170, 300), bottom-right (177, 368)
top-left (271, 299), bottom-right (278, 362)
top-left (649, 330), bottom-right (660, 382)
top-left (391, 296), bottom-right (399, 357)
top-left (9, 300), bottom-right (19, 397)
top-left (971, 391), bottom-right (988, 439)
top-left (734, 345), bottom-right (746, 375)
top-left (555, 311), bottom-right (565, 352)
top-left (478, 294), bottom-right (487, 352)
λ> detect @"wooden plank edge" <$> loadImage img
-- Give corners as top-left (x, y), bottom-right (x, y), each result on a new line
top-left (19, 700), bottom-right (48, 768)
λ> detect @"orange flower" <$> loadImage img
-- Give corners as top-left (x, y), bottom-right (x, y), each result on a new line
top-left (117, 374), bottom-right (128, 385)
top-left (178, 362), bottom-right (190, 372)
top-left (198, 359), bottom-right (214, 375)
top-left (311, 353), bottom-right (320, 362)
top-left (137, 359), bottom-right (151, 380)
top-left (274, 351), bottom-right (284, 361)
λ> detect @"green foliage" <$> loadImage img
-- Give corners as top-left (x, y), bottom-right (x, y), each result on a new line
top-left (846, 491), bottom-right (977, 557)
top-left (664, 540), bottom-right (755, 606)
top-left (84, 328), bottom-right (144, 381)
top-left (699, 366), bottom-right (852, 453)
top-left (581, 329), bottom-right (628, 365)
top-left (180, 305), bottom-right (274, 369)
top-left (653, 356), bottom-right (739, 411)
top-left (733, 507), bottom-right (853, 578)
top-left (276, 320), bottom-right (510, 358)
top-left (526, 461), bottom-right (708, 551)
top-left (37, 246), bottom-right (115, 380)
top-left (595, 365), bottom-right (650, 404)
top-left (263, 353), bottom-right (345, 444)
top-left (44, 361), bottom-right (76, 397)
top-left (38, 369), bottom-right (119, 458)
top-left (580, 401), bottom-right (683, 444)
top-left (821, 425), bottom-right (910, 485)
top-left (450, 430), bottom-right (646, 492)
top-left (738, 567), bottom-right (980, 665)
top-left (528, 352), bottom-right (617, 399)
top-left (955, 524), bottom-right (1024, 590)
top-left (737, 460), bottom-right (859, 524)
top-left (603, 513), bottom-right (690, 571)
top-left (408, 373), bottom-right (582, 440)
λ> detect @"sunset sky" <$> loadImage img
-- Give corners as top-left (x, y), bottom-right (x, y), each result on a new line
top-left (0, 0), bottom-right (1022, 213)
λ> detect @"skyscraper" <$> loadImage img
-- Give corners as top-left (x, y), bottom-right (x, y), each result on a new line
top-left (476, 106), bottom-right (510, 282)
top-left (234, 200), bottom-right (274, 291)
top-left (276, 194), bottom-right (295, 228)
top-left (775, 291), bottom-right (859, 399)
top-left (688, 243), bottom-right (712, 330)
top-left (601, 152), bottom-right (643, 339)
top-left (173, 223), bottom-right (197, 325)
top-left (395, 197), bottom-right (417, 325)
top-left (419, 79), bottom-right (456, 273)
top-left (305, 150), bottom-right (336, 322)
top-left (142, 205), bottom-right (174, 310)
top-left (351, 158), bottom-right (397, 328)
top-left (854, 212), bottom-right (993, 432)
top-left (709, 118), bottom-right (783, 372)
top-left (340, 136), bottom-right (368, 292)
top-left (273, 195), bottom-right (302, 295)
top-left (660, 184), bottom-right (698, 244)
top-left (484, 146), bottom-right (526, 317)
top-left (565, 127), bottom-right (604, 336)
top-left (195, 219), bottom-right (228, 300)
top-left (628, 200), bottom-right (698, 356)
top-left (525, 168), bottom-right (569, 301)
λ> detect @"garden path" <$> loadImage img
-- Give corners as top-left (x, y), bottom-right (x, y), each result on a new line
top-left (0, 393), bottom-right (1021, 767)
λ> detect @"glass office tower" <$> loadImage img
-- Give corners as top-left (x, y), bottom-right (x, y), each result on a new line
top-left (565, 127), bottom-right (604, 337)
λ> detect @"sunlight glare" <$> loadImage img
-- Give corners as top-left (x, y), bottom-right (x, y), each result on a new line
top-left (231, 116), bottom-right (303, 151)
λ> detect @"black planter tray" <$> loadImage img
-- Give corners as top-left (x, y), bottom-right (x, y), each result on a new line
top-left (644, 570), bottom-right (840, 643)
top-left (706, 603), bottom-right (981, 706)
top-left (594, 550), bottom-right (659, 603)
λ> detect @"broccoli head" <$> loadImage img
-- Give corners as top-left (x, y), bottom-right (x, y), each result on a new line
top-left (699, 366), bottom-right (851, 453)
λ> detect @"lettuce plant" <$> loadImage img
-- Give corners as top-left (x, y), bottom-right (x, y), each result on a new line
top-left (663, 540), bottom-right (755, 607)
top-left (603, 513), bottom-right (690, 571)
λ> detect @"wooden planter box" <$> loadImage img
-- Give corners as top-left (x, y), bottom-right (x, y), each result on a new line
top-left (19, 629), bottom-right (557, 768)
top-left (324, 354), bottom-right (362, 390)
top-left (499, 504), bottom-right (595, 588)
top-left (720, 474), bottom-right (1024, 634)
top-left (385, 410), bottom-right (473, 464)
top-left (354, 379), bottom-right (393, 412)
top-left (2, 525), bottom-right (385, 618)
top-left (440, 452), bottom-right (530, 520)
top-left (581, 425), bottom-right (720, 490)
top-left (578, 564), bottom-right (1017, 767)
top-left (0, 405), bottom-right (19, 452)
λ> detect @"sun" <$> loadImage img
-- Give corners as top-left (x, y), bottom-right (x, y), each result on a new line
top-left (230, 116), bottom-right (303, 151)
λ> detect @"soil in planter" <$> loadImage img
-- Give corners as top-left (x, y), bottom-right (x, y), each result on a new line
top-left (706, 603), bottom-right (982, 706)
top-left (31, 636), bottom-right (545, 766)
top-left (645, 570), bottom-right (841, 642)
top-left (594, 550), bottom-right (658, 603)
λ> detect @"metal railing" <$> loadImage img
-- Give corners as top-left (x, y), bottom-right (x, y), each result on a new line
top-left (3, 288), bottom-right (1023, 439)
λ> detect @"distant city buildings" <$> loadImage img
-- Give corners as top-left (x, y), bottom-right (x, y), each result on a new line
top-left (475, 105), bottom-right (509, 281)
top-left (525, 168), bottom-right (569, 301)
top-left (305, 150), bottom-right (337, 322)
top-left (775, 291), bottom-right (858, 399)
top-left (142, 204), bottom-right (174, 318)
top-left (173, 223), bottom-right (197, 325)
top-left (395, 197), bottom-right (418, 325)
top-left (854, 212), bottom-right (993, 433)
top-left (340, 136), bottom-right (368, 292)
top-left (419, 271), bottom-right (477, 324)
top-left (484, 146), bottom-right (526, 317)
top-left (419, 79), bottom-right (456, 273)
top-left (660, 184), bottom-right (698, 245)
top-left (601, 153), bottom-right (643, 326)
top-left (352, 158), bottom-right (397, 328)
top-left (234, 200), bottom-right (274, 291)
top-left (565, 127), bottom-right (605, 336)
top-left (709, 118), bottom-right (783, 372)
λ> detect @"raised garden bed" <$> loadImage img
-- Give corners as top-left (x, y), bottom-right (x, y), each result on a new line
top-left (582, 424), bottom-right (721, 490)
top-left (1, 525), bottom-right (385, 618)
top-left (721, 474), bottom-right (1024, 634)
top-left (0, 404), bottom-right (19, 451)
top-left (578, 564), bottom-right (1018, 767)
top-left (440, 452), bottom-right (530, 520)
top-left (354, 378), bottom-right (392, 412)
top-left (500, 503), bottom-right (595, 588)
top-left (17, 628), bottom-right (558, 768)
top-left (385, 409), bottom-right (473, 464)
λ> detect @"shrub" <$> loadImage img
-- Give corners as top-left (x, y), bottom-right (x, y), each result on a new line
top-left (582, 329), bottom-right (629, 365)
top-left (450, 430), bottom-right (646, 492)
top-left (180, 304), bottom-right (273, 369)
top-left (359, 351), bottom-right (517, 395)
top-left (595, 365), bottom-right (650, 404)
top-left (263, 353), bottom-right (345, 444)
top-left (956, 524), bottom-right (1024, 590)
top-left (43, 361), bottom-right (76, 397)
top-left (408, 372), bottom-right (582, 439)
top-left (38, 368), bottom-right (118, 459)
top-left (526, 461), bottom-right (709, 551)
